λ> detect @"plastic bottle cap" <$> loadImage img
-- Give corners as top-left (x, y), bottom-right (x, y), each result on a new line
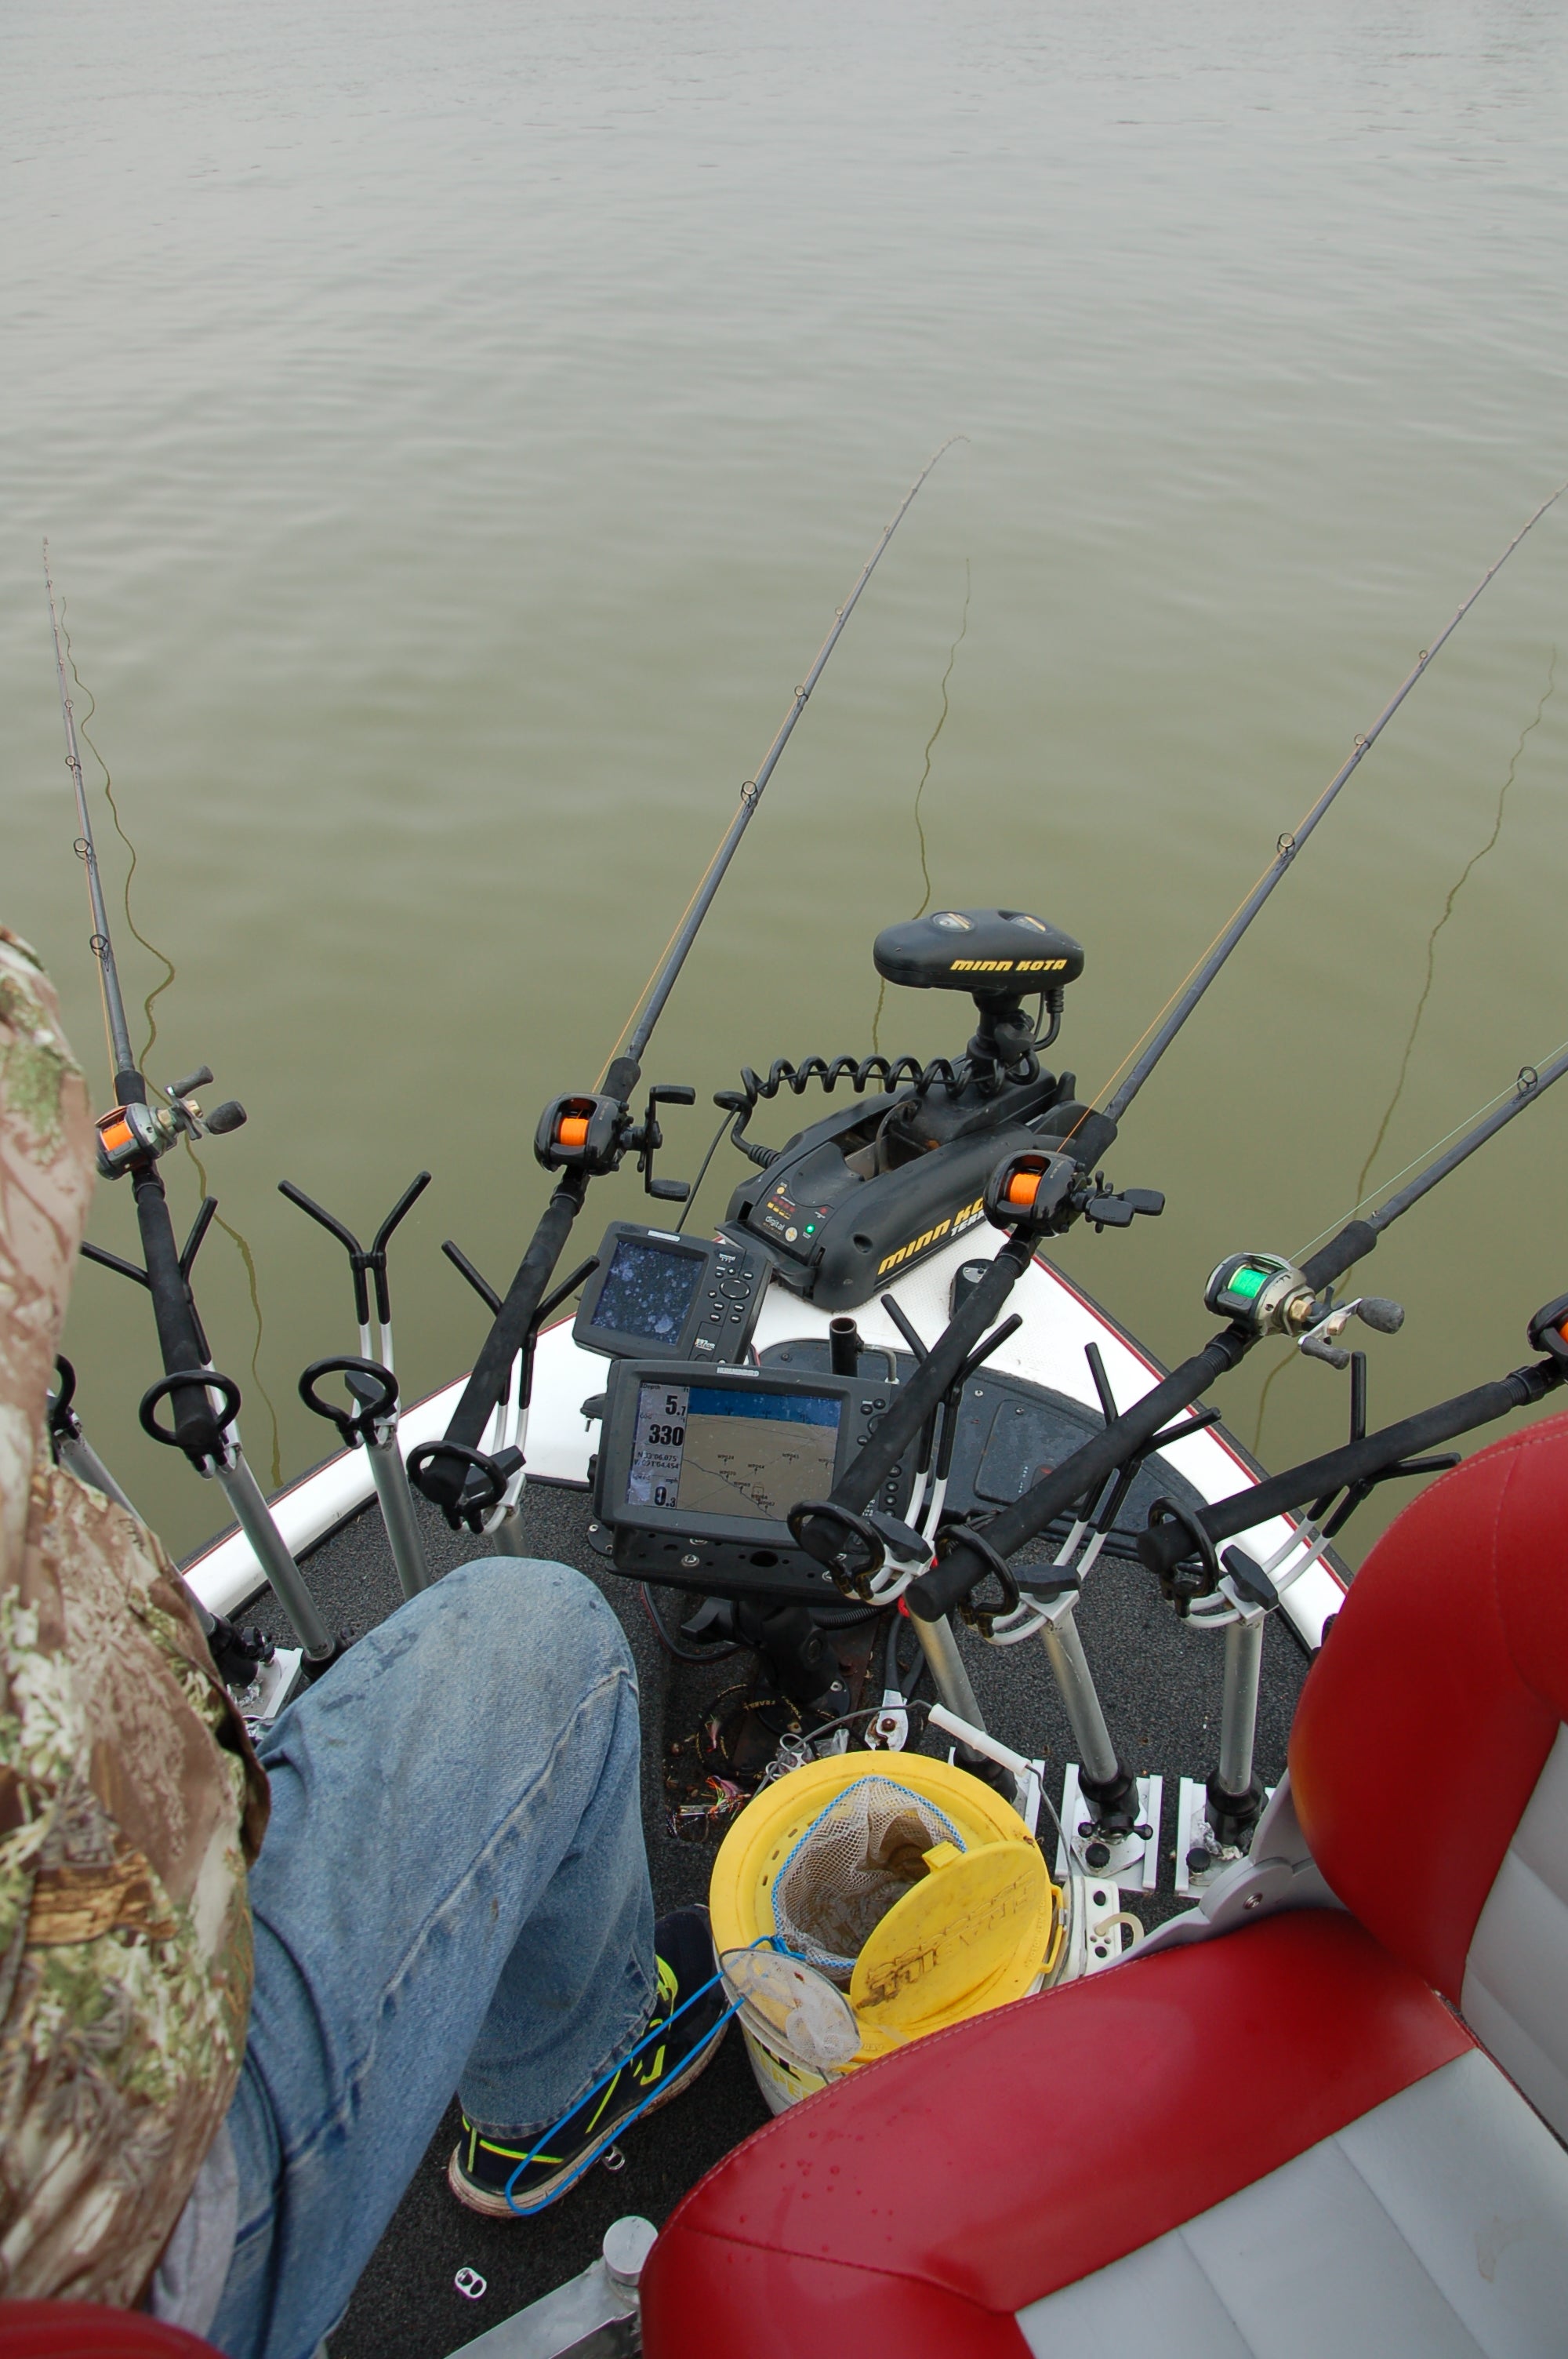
top-left (602, 2215), bottom-right (659, 2287)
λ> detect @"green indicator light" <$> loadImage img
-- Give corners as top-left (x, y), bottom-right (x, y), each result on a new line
top-left (1229, 1265), bottom-right (1269, 1302)
top-left (805, 1223), bottom-right (816, 1234)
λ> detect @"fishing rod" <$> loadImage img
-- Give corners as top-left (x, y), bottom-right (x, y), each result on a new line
top-left (1129, 1281), bottom-right (1568, 1868)
top-left (1136, 1289), bottom-right (1568, 1593)
top-left (1098, 478), bottom-right (1567, 1126)
top-left (907, 1038), bottom-right (1568, 1630)
top-left (787, 487), bottom-right (1568, 1565)
top-left (410, 441), bottom-right (964, 1531)
top-left (42, 547), bottom-right (339, 1674)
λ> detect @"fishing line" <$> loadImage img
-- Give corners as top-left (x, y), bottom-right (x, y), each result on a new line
top-left (1291, 1034), bottom-right (1568, 1265)
top-left (424, 440), bottom-right (973, 1510)
top-left (58, 609), bottom-right (177, 1071)
top-left (596, 438), bottom-right (969, 1090)
top-left (1248, 1345), bottom-right (1300, 1459)
top-left (911, 557), bottom-right (971, 925)
top-left (183, 1137), bottom-right (285, 1488)
top-left (872, 558), bottom-right (972, 1053)
top-left (54, 565), bottom-right (278, 1480)
top-left (597, 831), bottom-right (732, 1092)
top-left (1255, 652), bottom-right (1562, 1462)
top-left (673, 1107), bottom-right (735, 1236)
top-left (1351, 645), bottom-right (1559, 1209)
top-left (1077, 480), bottom-right (1568, 1132)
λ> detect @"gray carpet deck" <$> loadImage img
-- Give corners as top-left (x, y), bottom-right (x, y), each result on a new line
top-left (236, 1475), bottom-right (1308, 2357)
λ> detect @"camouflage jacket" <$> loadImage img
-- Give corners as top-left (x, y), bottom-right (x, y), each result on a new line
top-left (0, 925), bottom-right (267, 2304)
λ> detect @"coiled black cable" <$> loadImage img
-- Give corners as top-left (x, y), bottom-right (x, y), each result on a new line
top-left (715, 1000), bottom-right (1064, 1169)
top-left (717, 1050), bottom-right (982, 1167)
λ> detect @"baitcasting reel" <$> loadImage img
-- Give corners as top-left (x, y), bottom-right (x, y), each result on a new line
top-left (95, 1063), bottom-right (245, 1180)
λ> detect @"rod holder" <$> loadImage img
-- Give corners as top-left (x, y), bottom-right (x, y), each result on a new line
top-left (829, 1316), bottom-right (862, 1376)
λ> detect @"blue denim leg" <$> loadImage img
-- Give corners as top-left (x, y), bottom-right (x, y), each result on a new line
top-left (209, 1556), bottom-right (655, 2359)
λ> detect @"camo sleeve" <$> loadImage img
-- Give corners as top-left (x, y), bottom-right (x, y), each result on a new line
top-left (0, 926), bottom-right (267, 2305)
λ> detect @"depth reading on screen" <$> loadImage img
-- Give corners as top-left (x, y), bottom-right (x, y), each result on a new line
top-left (626, 1382), bottom-right (841, 1522)
top-left (590, 1238), bottom-right (702, 1343)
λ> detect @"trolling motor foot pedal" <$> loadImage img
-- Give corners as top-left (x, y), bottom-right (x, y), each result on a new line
top-left (1054, 1765), bottom-right (1163, 1893)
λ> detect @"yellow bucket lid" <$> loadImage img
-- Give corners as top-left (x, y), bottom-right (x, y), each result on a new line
top-left (710, 1754), bottom-right (1059, 2052)
top-left (849, 1837), bottom-right (1052, 2033)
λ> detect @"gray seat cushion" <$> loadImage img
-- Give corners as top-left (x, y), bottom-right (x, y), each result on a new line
top-left (1018, 2051), bottom-right (1568, 2358)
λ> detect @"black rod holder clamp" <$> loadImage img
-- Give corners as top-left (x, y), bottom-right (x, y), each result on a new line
top-left (278, 1171), bottom-right (431, 1331)
top-left (298, 1355), bottom-right (399, 1448)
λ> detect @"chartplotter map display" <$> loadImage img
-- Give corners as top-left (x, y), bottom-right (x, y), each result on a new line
top-left (628, 1383), bottom-right (840, 1521)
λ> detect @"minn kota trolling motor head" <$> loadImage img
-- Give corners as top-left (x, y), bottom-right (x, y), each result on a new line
top-left (871, 907), bottom-right (1085, 1095)
top-left (721, 908), bottom-right (1114, 1310)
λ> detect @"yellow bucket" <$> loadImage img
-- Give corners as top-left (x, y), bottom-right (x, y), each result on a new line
top-left (710, 1753), bottom-right (1063, 2114)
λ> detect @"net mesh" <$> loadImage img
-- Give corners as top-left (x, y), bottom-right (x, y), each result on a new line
top-left (770, 1776), bottom-right (966, 1980)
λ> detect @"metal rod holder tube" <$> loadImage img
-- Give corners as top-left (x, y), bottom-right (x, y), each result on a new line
top-left (365, 1435), bottom-right (432, 1598)
top-left (912, 1611), bottom-right (987, 1731)
top-left (1037, 1605), bottom-right (1121, 1789)
top-left (214, 1456), bottom-right (334, 1658)
top-left (56, 1434), bottom-right (140, 1519)
top-left (1216, 1616), bottom-right (1265, 1798)
top-left (488, 1503), bottom-right (531, 1558)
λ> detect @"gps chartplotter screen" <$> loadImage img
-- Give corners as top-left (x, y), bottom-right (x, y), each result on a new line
top-left (592, 1238), bottom-right (703, 1345)
top-left (626, 1382), bottom-right (841, 1521)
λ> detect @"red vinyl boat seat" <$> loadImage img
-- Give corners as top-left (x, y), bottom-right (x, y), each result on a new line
top-left (0, 2310), bottom-right (216, 2357)
top-left (643, 1413), bottom-right (1568, 2357)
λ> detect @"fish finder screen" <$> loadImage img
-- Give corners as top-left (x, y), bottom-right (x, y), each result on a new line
top-left (591, 1239), bottom-right (702, 1344)
top-left (627, 1382), bottom-right (841, 1521)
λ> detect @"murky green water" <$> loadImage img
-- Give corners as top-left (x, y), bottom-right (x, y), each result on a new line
top-left (7, 1), bottom-right (1567, 1560)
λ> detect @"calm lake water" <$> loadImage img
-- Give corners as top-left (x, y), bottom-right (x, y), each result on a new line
top-left (6, 0), bottom-right (1567, 1560)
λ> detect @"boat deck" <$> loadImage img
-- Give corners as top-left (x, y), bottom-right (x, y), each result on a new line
top-left (238, 1474), bottom-right (1311, 2358)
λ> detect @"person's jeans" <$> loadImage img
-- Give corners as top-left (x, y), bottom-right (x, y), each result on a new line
top-left (209, 1556), bottom-right (655, 2359)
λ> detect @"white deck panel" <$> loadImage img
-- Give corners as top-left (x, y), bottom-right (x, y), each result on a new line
top-left (185, 1226), bottom-right (1341, 1645)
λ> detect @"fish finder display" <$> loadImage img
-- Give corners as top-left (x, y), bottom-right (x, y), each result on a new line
top-left (591, 1238), bottom-right (703, 1345)
top-left (627, 1382), bottom-right (840, 1521)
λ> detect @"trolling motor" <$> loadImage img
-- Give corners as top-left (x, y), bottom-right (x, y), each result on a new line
top-left (720, 909), bottom-right (1132, 1310)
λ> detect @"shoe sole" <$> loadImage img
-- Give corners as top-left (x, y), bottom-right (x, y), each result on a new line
top-left (448, 2013), bottom-right (727, 2219)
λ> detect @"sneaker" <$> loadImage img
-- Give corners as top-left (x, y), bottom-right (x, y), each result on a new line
top-left (448, 1906), bottom-right (727, 2217)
